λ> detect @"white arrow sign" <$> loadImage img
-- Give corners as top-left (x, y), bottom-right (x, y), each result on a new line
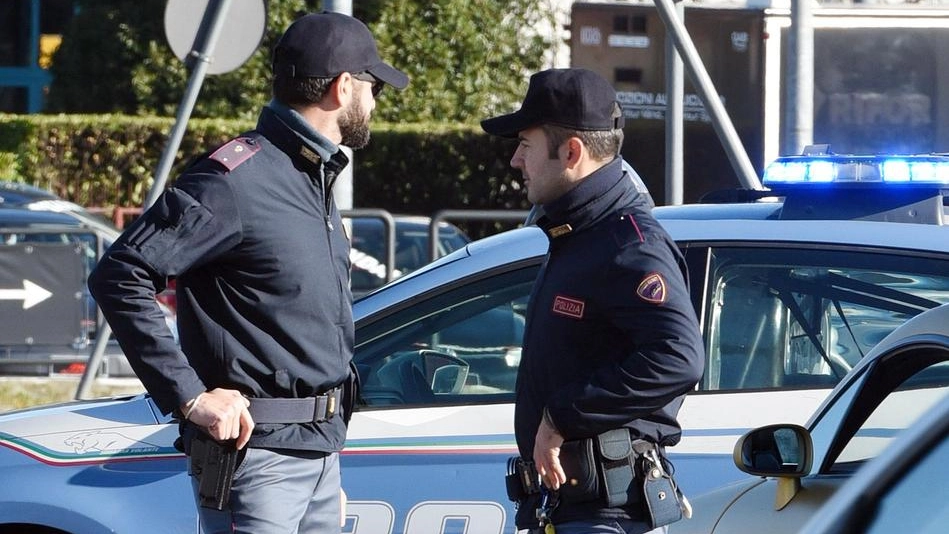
top-left (0, 279), bottom-right (53, 309)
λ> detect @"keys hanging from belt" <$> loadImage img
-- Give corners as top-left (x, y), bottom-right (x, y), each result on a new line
top-left (536, 487), bottom-right (558, 533)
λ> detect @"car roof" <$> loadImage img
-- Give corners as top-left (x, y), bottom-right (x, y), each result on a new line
top-left (446, 198), bottom-right (949, 272)
top-left (349, 215), bottom-right (466, 233)
top-left (0, 182), bottom-right (120, 239)
top-left (0, 181), bottom-right (61, 205)
top-left (0, 207), bottom-right (85, 227)
top-left (0, 206), bottom-right (120, 243)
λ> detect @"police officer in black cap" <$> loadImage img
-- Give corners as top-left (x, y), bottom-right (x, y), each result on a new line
top-left (482, 68), bottom-right (704, 534)
top-left (89, 12), bottom-right (407, 533)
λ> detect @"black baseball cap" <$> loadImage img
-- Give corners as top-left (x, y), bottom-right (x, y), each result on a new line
top-left (272, 12), bottom-right (408, 90)
top-left (481, 68), bottom-right (624, 138)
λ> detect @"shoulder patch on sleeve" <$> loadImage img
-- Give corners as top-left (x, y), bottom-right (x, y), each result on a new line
top-left (637, 272), bottom-right (668, 304)
top-left (208, 137), bottom-right (261, 171)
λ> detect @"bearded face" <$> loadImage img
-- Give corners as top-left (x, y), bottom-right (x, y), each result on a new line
top-left (339, 97), bottom-right (371, 149)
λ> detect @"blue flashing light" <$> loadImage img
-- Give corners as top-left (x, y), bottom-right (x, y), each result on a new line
top-left (763, 152), bottom-right (949, 187)
top-left (808, 161), bottom-right (836, 182)
top-left (881, 160), bottom-right (910, 182)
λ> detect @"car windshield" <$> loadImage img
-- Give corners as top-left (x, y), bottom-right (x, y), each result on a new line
top-left (810, 348), bottom-right (949, 475)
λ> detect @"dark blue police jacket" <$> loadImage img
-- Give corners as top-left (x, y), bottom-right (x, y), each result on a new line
top-left (515, 157), bottom-right (705, 525)
top-left (88, 104), bottom-right (353, 452)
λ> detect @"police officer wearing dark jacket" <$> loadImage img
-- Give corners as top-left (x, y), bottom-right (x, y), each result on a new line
top-left (88, 12), bottom-right (407, 534)
top-left (482, 69), bottom-right (704, 534)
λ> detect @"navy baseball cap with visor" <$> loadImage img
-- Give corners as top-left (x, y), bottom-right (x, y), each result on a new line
top-left (481, 68), bottom-right (624, 138)
top-left (272, 12), bottom-right (408, 91)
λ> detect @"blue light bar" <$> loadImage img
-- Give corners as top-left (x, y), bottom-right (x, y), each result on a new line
top-left (763, 153), bottom-right (949, 187)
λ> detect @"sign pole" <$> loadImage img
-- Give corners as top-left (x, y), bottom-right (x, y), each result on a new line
top-left (78, 0), bottom-right (243, 400)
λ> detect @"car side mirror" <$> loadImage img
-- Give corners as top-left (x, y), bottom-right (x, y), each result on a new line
top-left (733, 423), bottom-right (813, 510)
top-left (734, 423), bottom-right (812, 476)
top-left (431, 364), bottom-right (468, 394)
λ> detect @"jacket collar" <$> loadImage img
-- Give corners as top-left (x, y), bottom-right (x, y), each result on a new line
top-left (257, 102), bottom-right (350, 179)
top-left (538, 157), bottom-right (633, 239)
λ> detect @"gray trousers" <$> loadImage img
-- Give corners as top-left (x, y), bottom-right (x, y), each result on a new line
top-left (192, 447), bottom-right (340, 534)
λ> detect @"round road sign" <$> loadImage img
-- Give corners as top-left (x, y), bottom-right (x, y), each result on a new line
top-left (164, 0), bottom-right (267, 75)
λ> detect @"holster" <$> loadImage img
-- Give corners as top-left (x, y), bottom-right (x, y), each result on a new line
top-left (557, 428), bottom-right (639, 506)
top-left (598, 429), bottom-right (640, 507)
top-left (188, 432), bottom-right (239, 510)
top-left (505, 456), bottom-right (541, 502)
top-left (343, 360), bottom-right (360, 425)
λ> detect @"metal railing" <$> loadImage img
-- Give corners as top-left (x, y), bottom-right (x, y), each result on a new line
top-left (342, 209), bottom-right (397, 284)
top-left (428, 209), bottom-right (531, 262)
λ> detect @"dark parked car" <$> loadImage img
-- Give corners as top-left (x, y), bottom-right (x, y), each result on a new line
top-left (348, 215), bottom-right (470, 296)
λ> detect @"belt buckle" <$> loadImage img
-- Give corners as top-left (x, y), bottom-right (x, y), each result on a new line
top-left (311, 388), bottom-right (340, 423)
top-left (327, 388), bottom-right (338, 417)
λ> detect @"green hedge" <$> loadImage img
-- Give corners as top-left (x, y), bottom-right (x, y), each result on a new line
top-left (0, 113), bottom-right (528, 235)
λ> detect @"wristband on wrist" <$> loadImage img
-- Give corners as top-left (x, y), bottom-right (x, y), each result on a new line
top-left (181, 392), bottom-right (205, 421)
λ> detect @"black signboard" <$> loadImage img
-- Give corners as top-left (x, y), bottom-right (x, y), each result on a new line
top-left (0, 242), bottom-right (86, 345)
top-left (811, 27), bottom-right (939, 155)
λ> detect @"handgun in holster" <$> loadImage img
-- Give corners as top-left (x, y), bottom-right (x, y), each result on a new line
top-left (188, 432), bottom-right (239, 510)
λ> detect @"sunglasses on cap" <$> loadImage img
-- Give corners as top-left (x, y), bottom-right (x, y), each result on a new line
top-left (352, 72), bottom-right (384, 97)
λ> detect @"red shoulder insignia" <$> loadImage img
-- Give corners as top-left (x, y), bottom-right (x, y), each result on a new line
top-left (208, 137), bottom-right (260, 171)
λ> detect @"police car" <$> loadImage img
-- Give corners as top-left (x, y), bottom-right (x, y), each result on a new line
top-left (2, 150), bottom-right (949, 533)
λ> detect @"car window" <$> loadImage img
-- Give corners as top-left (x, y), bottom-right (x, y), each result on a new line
top-left (0, 230), bottom-right (98, 270)
top-left (354, 268), bottom-right (534, 408)
top-left (701, 247), bottom-right (949, 392)
top-left (831, 353), bottom-right (949, 469)
top-left (864, 427), bottom-right (949, 534)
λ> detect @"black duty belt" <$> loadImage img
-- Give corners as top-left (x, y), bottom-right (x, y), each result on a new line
top-left (248, 387), bottom-right (342, 424)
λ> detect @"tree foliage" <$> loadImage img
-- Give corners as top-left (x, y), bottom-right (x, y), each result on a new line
top-left (371, 0), bottom-right (557, 122)
top-left (47, 0), bottom-right (320, 121)
top-left (46, 0), bottom-right (165, 114)
top-left (46, 0), bottom-right (557, 124)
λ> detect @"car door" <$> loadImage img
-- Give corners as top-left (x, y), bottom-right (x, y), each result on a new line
top-left (343, 264), bottom-right (535, 534)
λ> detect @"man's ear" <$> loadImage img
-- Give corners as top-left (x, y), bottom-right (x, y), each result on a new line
top-left (563, 137), bottom-right (584, 169)
top-left (328, 73), bottom-right (353, 108)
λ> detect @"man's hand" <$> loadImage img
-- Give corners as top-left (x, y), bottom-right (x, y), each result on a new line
top-left (182, 388), bottom-right (255, 449)
top-left (532, 410), bottom-right (566, 490)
